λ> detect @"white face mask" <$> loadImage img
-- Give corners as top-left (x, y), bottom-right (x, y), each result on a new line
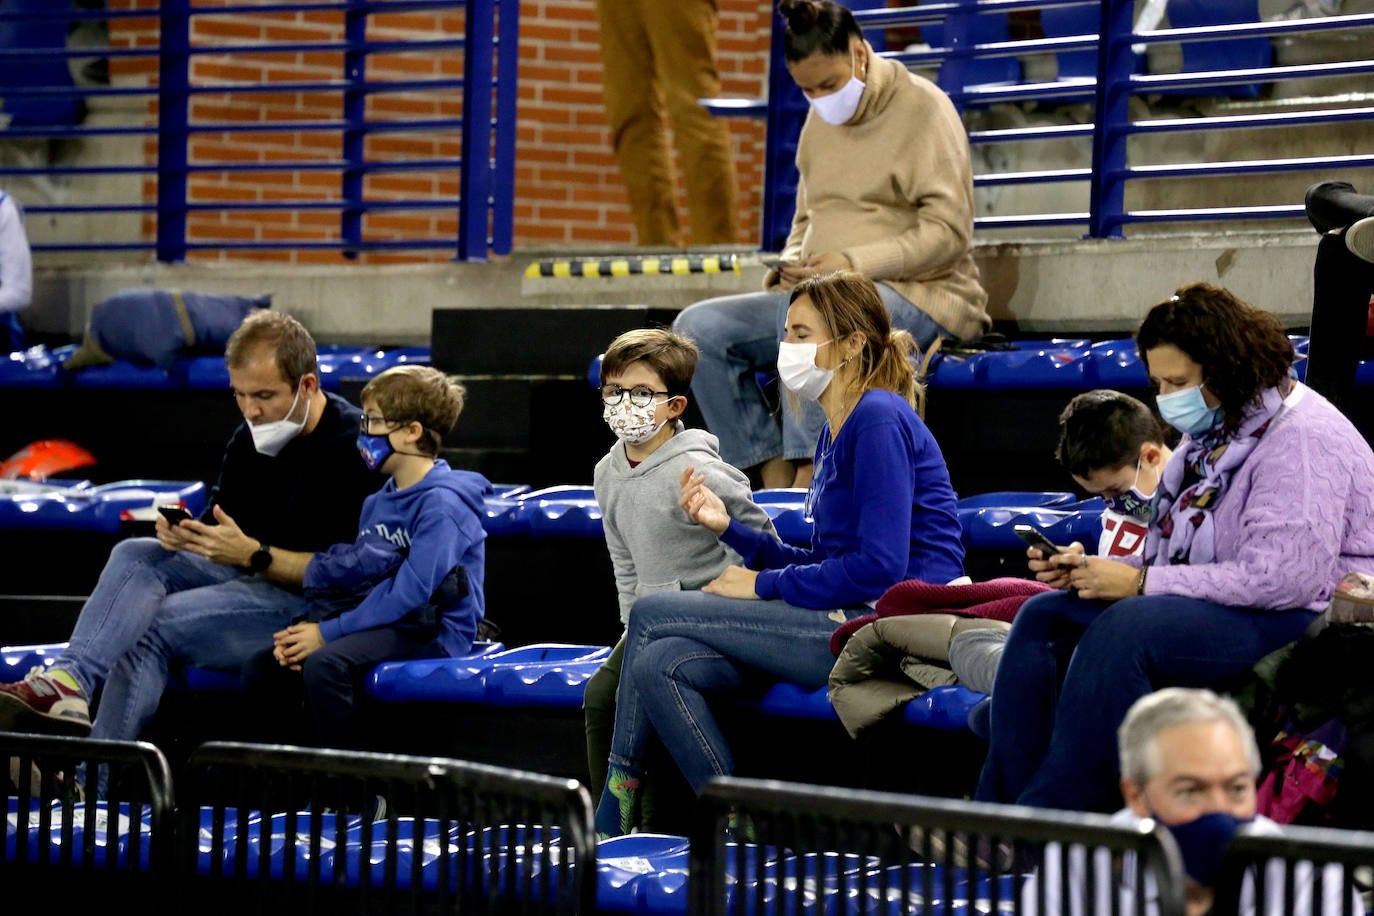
top-left (809, 50), bottom-right (865, 126)
top-left (603, 397), bottom-right (669, 447)
top-left (777, 340), bottom-right (835, 401)
top-left (248, 384), bottom-right (308, 457)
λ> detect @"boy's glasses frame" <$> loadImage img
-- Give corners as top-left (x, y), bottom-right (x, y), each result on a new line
top-left (601, 384), bottom-right (672, 408)
top-left (360, 414), bottom-right (405, 434)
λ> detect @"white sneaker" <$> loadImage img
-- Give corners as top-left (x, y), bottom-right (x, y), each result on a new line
top-left (1346, 216), bottom-right (1374, 265)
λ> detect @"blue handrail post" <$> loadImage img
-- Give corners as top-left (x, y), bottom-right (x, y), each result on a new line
top-left (489, 0), bottom-right (519, 257)
top-left (340, 0), bottom-right (368, 259)
top-left (460, 0), bottom-right (497, 261)
top-left (1087, 0), bottom-right (1135, 239)
top-left (938, 0), bottom-right (973, 113)
top-left (155, 0), bottom-right (190, 264)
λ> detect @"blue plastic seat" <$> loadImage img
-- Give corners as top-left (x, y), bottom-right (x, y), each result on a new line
top-left (363, 640), bottom-right (506, 703)
top-left (516, 485), bottom-right (604, 538)
top-left (956, 490), bottom-right (1077, 511)
top-left (365, 642), bottom-right (612, 706)
top-left (0, 345), bottom-right (66, 387)
top-left (0, 479), bottom-right (208, 534)
top-left (922, 11), bottom-right (1022, 99)
top-left (596, 833), bottom-right (691, 914)
top-left (0, 641), bottom-right (67, 681)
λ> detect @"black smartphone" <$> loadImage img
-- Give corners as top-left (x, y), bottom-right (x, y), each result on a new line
top-left (760, 256), bottom-right (796, 270)
top-left (1013, 523), bottom-right (1063, 560)
top-left (158, 505), bottom-right (195, 525)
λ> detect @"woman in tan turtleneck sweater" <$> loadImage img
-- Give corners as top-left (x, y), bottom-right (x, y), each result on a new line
top-left (673, 0), bottom-right (988, 488)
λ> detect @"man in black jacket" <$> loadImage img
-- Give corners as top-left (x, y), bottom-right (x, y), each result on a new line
top-left (0, 311), bottom-right (384, 741)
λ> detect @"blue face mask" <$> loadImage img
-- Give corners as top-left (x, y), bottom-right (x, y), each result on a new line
top-left (357, 431), bottom-right (393, 472)
top-left (1156, 384), bottom-right (1223, 436)
top-left (1165, 811), bottom-right (1252, 887)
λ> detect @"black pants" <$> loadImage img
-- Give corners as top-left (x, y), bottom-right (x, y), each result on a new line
top-left (242, 624), bottom-right (441, 750)
top-left (1304, 180), bottom-right (1374, 414)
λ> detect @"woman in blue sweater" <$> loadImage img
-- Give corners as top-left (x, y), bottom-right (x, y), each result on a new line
top-left (595, 270), bottom-right (965, 837)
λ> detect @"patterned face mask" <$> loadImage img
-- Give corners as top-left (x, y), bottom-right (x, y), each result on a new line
top-left (603, 396), bottom-right (669, 446)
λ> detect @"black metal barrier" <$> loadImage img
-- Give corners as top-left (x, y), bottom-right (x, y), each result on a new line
top-left (688, 777), bottom-right (1188, 915)
top-left (0, 730), bottom-right (177, 907)
top-left (178, 741), bottom-right (596, 915)
top-left (1215, 823), bottom-right (1374, 916)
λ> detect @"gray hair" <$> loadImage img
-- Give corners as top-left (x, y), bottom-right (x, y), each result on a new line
top-left (1118, 687), bottom-right (1261, 786)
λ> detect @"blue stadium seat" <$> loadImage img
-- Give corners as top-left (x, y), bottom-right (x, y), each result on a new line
top-left (0, 479), bottom-right (208, 534)
top-left (365, 642), bottom-right (605, 706)
top-left (0, 641), bottom-right (66, 681)
top-left (516, 485), bottom-right (604, 538)
top-left (596, 833), bottom-right (692, 914)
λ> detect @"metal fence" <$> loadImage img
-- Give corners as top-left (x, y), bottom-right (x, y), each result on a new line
top-left (1215, 822), bottom-right (1374, 915)
top-left (0, 0), bottom-right (517, 262)
top-left (687, 776), bottom-right (1189, 915)
top-left (729, 0), bottom-right (1374, 248)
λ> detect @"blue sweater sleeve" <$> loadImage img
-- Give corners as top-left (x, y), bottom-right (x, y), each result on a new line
top-left (319, 492), bottom-right (473, 641)
top-left (754, 410), bottom-right (918, 608)
top-left (720, 517), bottom-right (816, 568)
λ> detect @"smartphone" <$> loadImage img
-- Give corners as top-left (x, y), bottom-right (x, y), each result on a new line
top-left (158, 505), bottom-right (195, 525)
top-left (1013, 523), bottom-right (1063, 560)
top-left (760, 256), bottom-right (796, 270)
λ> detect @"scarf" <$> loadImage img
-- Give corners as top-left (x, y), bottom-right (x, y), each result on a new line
top-left (1144, 385), bottom-right (1289, 567)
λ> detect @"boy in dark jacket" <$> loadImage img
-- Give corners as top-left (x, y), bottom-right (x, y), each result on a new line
top-left (243, 365), bottom-right (490, 748)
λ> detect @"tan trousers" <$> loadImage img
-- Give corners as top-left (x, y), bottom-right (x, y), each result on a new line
top-left (595, 0), bottom-right (740, 246)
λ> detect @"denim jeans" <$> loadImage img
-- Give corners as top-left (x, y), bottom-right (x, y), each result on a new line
top-left (973, 590), bottom-right (1318, 813)
top-left (607, 590), bottom-right (868, 793)
top-left (77, 547), bottom-right (308, 743)
top-left (1303, 180), bottom-right (1374, 414)
top-left (672, 283), bottom-right (950, 468)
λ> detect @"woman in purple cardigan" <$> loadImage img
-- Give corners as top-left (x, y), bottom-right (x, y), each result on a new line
top-left (976, 282), bottom-right (1374, 813)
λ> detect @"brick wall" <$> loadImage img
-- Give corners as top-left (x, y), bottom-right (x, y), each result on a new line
top-left (106, 0), bottom-right (772, 263)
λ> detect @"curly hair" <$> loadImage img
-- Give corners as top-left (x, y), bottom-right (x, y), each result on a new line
top-left (1136, 283), bottom-right (1294, 430)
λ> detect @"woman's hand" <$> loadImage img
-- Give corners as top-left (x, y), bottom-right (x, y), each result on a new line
top-left (1027, 541), bottom-right (1085, 589)
top-left (777, 251), bottom-right (851, 287)
top-left (1068, 557), bottom-right (1141, 601)
top-left (680, 466), bottom-right (730, 535)
top-left (703, 565), bottom-right (760, 600)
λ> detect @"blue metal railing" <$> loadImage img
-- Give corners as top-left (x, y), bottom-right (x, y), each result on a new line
top-left (720, 0), bottom-right (1374, 247)
top-left (0, 0), bottom-right (517, 261)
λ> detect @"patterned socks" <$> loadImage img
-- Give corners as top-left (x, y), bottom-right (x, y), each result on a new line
top-left (594, 765), bottom-right (642, 839)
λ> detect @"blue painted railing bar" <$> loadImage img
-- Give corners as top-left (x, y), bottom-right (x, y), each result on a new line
top-left (730, 0), bottom-right (1374, 243)
top-left (0, 0), bottom-right (516, 262)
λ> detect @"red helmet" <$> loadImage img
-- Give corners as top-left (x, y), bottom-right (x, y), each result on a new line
top-left (0, 439), bottom-right (98, 480)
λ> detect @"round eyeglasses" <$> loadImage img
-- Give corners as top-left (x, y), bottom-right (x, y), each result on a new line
top-left (601, 384), bottom-right (672, 408)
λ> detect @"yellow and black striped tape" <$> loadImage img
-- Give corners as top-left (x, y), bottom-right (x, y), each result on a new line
top-left (524, 253), bottom-right (741, 279)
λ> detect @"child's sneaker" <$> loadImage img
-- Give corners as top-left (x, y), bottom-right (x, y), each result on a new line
top-left (1346, 216), bottom-right (1374, 265)
top-left (0, 667), bottom-right (92, 736)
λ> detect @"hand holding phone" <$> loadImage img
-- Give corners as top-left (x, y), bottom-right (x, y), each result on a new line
top-left (760, 255), bottom-right (797, 270)
top-left (1013, 523), bottom-right (1063, 561)
top-left (158, 505), bottom-right (195, 526)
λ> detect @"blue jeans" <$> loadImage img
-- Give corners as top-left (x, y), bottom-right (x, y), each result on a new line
top-left (607, 590), bottom-right (868, 793)
top-left (973, 590), bottom-right (1318, 813)
top-left (56, 538), bottom-right (307, 742)
top-left (672, 284), bottom-right (950, 468)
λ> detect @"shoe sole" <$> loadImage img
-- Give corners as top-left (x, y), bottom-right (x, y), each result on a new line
top-left (0, 692), bottom-right (92, 737)
top-left (1347, 216), bottom-right (1374, 265)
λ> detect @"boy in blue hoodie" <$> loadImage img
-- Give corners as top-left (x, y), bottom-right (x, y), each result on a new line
top-left (243, 365), bottom-right (490, 748)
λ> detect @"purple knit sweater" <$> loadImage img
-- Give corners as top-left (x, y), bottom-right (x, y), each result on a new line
top-left (1139, 385), bottom-right (1374, 611)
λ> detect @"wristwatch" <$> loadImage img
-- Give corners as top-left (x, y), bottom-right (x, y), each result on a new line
top-left (248, 541), bottom-right (273, 574)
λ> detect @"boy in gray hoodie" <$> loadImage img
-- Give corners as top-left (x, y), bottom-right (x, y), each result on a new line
top-left (584, 328), bottom-right (776, 827)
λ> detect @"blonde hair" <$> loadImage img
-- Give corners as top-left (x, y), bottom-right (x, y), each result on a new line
top-left (789, 271), bottom-right (919, 409)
